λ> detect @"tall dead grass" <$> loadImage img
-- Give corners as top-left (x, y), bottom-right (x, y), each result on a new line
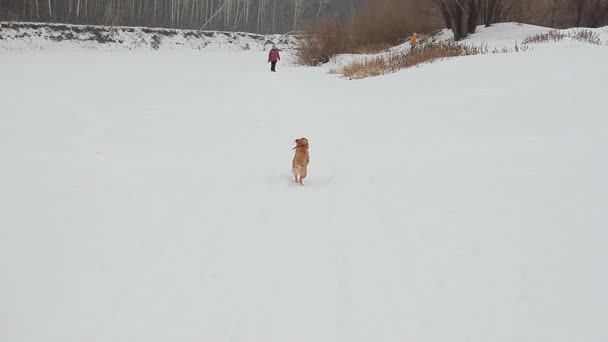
top-left (522, 29), bottom-right (602, 45)
top-left (339, 42), bottom-right (489, 79)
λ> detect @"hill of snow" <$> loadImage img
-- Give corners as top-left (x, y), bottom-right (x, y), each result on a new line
top-left (0, 21), bottom-right (296, 51)
top-left (328, 23), bottom-right (608, 71)
top-left (435, 22), bottom-right (608, 49)
top-left (1, 23), bottom-right (607, 342)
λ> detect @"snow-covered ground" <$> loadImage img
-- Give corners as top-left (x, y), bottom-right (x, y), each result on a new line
top-left (329, 23), bottom-right (608, 71)
top-left (436, 22), bottom-right (608, 49)
top-left (1, 23), bottom-right (608, 342)
top-left (0, 21), bottom-right (296, 51)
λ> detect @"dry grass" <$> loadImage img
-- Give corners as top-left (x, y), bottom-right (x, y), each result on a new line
top-left (522, 29), bottom-right (601, 45)
top-left (339, 42), bottom-right (490, 79)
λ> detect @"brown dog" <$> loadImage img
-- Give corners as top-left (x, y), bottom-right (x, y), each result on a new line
top-left (292, 138), bottom-right (310, 185)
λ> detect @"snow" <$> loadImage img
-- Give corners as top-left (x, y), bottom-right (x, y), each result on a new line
top-left (0, 21), bottom-right (297, 51)
top-left (435, 22), bottom-right (550, 49)
top-left (1, 23), bottom-right (608, 342)
top-left (434, 22), bottom-right (608, 49)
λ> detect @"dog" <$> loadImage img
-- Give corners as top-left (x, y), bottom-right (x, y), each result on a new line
top-left (292, 138), bottom-right (310, 185)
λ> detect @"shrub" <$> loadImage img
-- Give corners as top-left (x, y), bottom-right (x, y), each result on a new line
top-left (294, 20), bottom-right (352, 66)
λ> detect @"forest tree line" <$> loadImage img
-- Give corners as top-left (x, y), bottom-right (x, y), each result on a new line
top-left (1, 0), bottom-right (607, 34)
top-left (0, 0), bottom-right (363, 33)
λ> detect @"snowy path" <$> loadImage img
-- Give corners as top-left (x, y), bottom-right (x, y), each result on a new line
top-left (1, 43), bottom-right (608, 342)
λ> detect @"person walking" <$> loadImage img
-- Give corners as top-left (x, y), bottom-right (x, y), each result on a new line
top-left (410, 32), bottom-right (417, 50)
top-left (268, 46), bottom-right (280, 72)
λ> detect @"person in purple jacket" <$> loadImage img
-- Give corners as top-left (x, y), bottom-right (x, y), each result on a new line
top-left (268, 46), bottom-right (281, 72)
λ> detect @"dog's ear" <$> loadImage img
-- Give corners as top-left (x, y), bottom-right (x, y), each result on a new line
top-left (295, 139), bottom-right (300, 144)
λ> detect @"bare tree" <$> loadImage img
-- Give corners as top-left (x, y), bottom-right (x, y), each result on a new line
top-left (316, 0), bottom-right (329, 22)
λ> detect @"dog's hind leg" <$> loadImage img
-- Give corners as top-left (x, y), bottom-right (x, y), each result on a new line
top-left (292, 169), bottom-right (299, 183)
top-left (298, 172), bottom-right (306, 185)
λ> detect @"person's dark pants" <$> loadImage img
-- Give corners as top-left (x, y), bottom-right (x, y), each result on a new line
top-left (271, 61), bottom-right (277, 72)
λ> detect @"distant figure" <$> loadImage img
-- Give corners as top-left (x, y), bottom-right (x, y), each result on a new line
top-left (268, 46), bottom-right (281, 72)
top-left (410, 32), bottom-right (417, 50)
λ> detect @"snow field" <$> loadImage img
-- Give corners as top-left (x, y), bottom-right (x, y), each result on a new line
top-left (1, 23), bottom-right (608, 342)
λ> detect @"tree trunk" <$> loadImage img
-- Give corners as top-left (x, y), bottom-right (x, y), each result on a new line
top-left (34, 0), bottom-right (40, 20)
top-left (485, 0), bottom-right (495, 26)
top-left (467, 0), bottom-right (478, 34)
top-left (440, 0), bottom-right (478, 41)
top-left (450, 13), bottom-right (462, 40)
top-left (438, 0), bottom-right (452, 29)
top-left (575, 0), bottom-right (585, 26)
top-left (550, 0), bottom-right (558, 27)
